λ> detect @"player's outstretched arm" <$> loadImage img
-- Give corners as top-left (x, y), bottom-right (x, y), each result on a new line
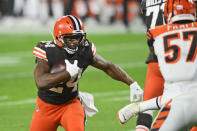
top-left (91, 54), bottom-right (143, 102)
top-left (117, 96), bottom-right (162, 124)
top-left (34, 58), bottom-right (70, 90)
top-left (91, 54), bottom-right (133, 85)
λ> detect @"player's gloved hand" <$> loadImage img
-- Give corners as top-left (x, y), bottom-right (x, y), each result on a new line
top-left (130, 82), bottom-right (143, 102)
top-left (65, 60), bottom-right (80, 78)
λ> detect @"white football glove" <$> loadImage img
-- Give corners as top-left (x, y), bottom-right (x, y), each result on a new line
top-left (130, 82), bottom-right (143, 102)
top-left (65, 60), bottom-right (80, 78)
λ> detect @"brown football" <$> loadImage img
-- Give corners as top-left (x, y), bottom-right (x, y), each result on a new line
top-left (50, 60), bottom-right (66, 73)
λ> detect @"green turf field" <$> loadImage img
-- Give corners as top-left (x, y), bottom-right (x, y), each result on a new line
top-left (0, 33), bottom-right (149, 131)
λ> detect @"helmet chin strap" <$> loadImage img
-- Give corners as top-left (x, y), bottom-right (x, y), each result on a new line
top-left (64, 46), bottom-right (78, 54)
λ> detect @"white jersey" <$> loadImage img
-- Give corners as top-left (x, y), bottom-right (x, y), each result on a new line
top-left (148, 22), bottom-right (197, 82)
top-left (147, 22), bottom-right (197, 104)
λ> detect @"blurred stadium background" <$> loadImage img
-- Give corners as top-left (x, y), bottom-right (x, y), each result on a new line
top-left (0, 0), bottom-right (148, 131)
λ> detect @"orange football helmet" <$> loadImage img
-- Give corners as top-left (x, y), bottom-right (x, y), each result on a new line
top-left (164, 0), bottom-right (196, 24)
top-left (53, 15), bottom-right (86, 54)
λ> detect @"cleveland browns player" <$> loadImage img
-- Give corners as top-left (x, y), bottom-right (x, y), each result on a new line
top-left (30, 15), bottom-right (143, 131)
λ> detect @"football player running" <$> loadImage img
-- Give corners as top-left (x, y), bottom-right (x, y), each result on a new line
top-left (30, 15), bottom-right (143, 131)
top-left (118, 0), bottom-right (197, 130)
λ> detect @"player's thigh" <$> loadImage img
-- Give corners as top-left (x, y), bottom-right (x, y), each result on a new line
top-left (30, 110), bottom-right (59, 131)
top-left (30, 97), bottom-right (61, 131)
top-left (159, 99), bottom-right (188, 131)
top-left (60, 98), bottom-right (85, 131)
top-left (144, 62), bottom-right (164, 101)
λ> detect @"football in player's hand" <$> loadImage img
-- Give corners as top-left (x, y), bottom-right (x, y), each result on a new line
top-left (50, 60), bottom-right (66, 73)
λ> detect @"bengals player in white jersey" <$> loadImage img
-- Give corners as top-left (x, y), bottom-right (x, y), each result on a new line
top-left (30, 15), bottom-right (143, 131)
top-left (118, 0), bottom-right (197, 130)
top-left (138, 0), bottom-right (197, 130)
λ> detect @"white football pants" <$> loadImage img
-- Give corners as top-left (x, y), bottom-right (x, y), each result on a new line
top-left (151, 92), bottom-right (197, 131)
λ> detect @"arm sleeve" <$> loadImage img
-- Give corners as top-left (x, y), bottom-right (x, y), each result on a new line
top-left (33, 42), bottom-right (48, 61)
top-left (147, 30), bottom-right (154, 47)
top-left (146, 30), bottom-right (158, 63)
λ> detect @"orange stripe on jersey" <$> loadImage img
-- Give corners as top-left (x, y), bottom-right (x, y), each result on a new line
top-left (33, 50), bottom-right (47, 59)
top-left (33, 53), bottom-right (48, 61)
top-left (149, 25), bottom-right (168, 39)
top-left (151, 99), bottom-right (172, 131)
top-left (33, 47), bottom-right (47, 61)
top-left (92, 43), bottom-right (96, 56)
top-left (150, 22), bottom-right (197, 39)
top-left (147, 32), bottom-right (152, 40)
top-left (147, 35), bottom-right (151, 40)
top-left (33, 48), bottom-right (46, 56)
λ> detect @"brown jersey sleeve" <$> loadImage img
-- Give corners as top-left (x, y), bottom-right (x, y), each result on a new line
top-left (146, 30), bottom-right (158, 63)
top-left (33, 42), bottom-right (48, 61)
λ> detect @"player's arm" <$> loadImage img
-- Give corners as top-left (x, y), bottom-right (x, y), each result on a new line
top-left (147, 31), bottom-right (158, 61)
top-left (34, 58), bottom-right (70, 90)
top-left (89, 41), bottom-right (143, 102)
top-left (91, 54), bottom-right (133, 85)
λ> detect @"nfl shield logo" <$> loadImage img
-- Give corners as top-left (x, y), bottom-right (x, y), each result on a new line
top-left (36, 107), bottom-right (39, 112)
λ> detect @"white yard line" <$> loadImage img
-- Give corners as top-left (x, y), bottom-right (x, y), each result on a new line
top-left (101, 96), bottom-right (129, 102)
top-left (0, 72), bottom-right (33, 79)
top-left (0, 98), bottom-right (36, 106)
top-left (0, 89), bottom-right (129, 106)
top-left (0, 57), bottom-right (21, 66)
top-left (0, 95), bottom-right (130, 106)
top-left (0, 96), bottom-right (9, 100)
top-left (93, 90), bottom-right (129, 97)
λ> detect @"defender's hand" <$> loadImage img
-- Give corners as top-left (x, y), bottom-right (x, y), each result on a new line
top-left (130, 82), bottom-right (143, 102)
top-left (65, 60), bottom-right (80, 78)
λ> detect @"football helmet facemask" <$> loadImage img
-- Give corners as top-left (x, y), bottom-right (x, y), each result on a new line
top-left (53, 15), bottom-right (86, 54)
top-left (164, 0), bottom-right (196, 24)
